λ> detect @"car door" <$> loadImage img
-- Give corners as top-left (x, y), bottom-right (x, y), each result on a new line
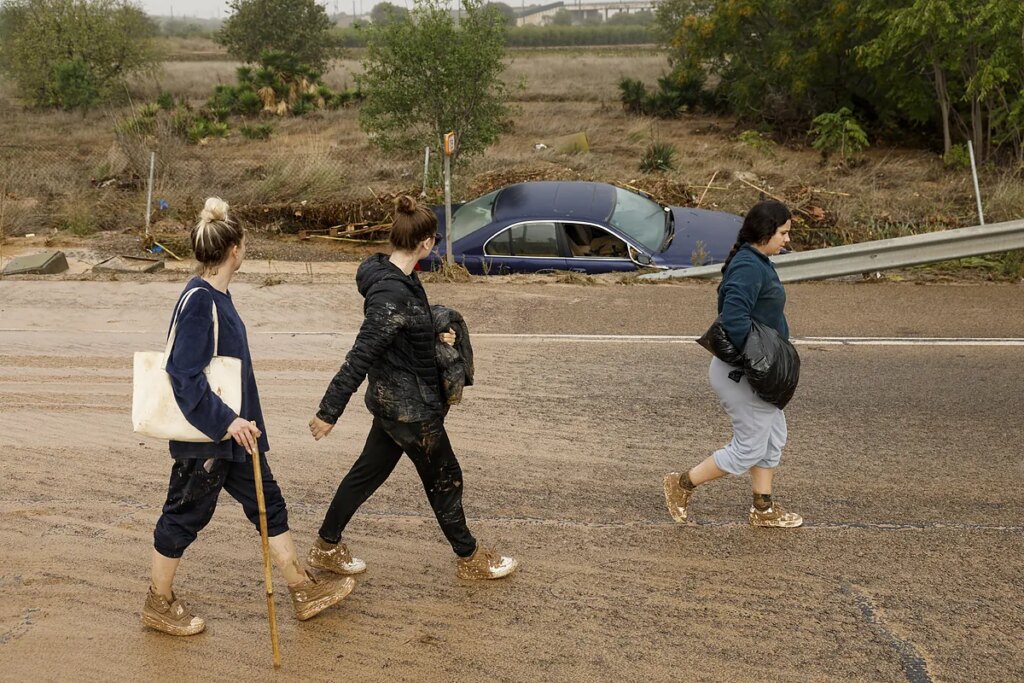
top-left (482, 221), bottom-right (566, 274)
top-left (559, 222), bottom-right (643, 274)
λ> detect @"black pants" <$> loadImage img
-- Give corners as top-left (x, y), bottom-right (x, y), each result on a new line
top-left (319, 417), bottom-right (477, 557)
top-left (153, 455), bottom-right (289, 559)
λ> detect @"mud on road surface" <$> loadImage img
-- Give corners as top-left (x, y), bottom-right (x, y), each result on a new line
top-left (1, 279), bottom-right (1022, 682)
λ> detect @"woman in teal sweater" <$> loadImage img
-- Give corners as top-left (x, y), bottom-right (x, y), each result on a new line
top-left (663, 200), bottom-right (803, 528)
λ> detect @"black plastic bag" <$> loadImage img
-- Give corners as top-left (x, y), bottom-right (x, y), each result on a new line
top-left (696, 317), bottom-right (744, 366)
top-left (696, 318), bottom-right (800, 409)
top-left (742, 319), bottom-right (800, 409)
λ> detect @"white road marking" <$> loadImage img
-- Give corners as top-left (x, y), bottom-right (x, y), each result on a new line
top-left (1, 329), bottom-right (1023, 345)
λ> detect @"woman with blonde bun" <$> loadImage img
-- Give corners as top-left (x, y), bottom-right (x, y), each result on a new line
top-left (142, 197), bottom-right (356, 637)
top-left (308, 195), bottom-right (518, 581)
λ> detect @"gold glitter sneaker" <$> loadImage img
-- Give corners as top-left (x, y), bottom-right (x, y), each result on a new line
top-left (141, 587), bottom-right (205, 636)
top-left (456, 546), bottom-right (518, 580)
top-left (288, 571), bottom-right (356, 621)
top-left (749, 503), bottom-right (803, 528)
top-left (307, 538), bottom-right (367, 575)
top-left (663, 472), bottom-right (693, 523)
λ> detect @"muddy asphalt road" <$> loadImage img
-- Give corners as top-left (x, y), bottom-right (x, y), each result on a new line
top-left (1, 278), bottom-right (1022, 682)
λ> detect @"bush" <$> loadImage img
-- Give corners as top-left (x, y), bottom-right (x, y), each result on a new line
top-left (737, 130), bottom-right (776, 154)
top-left (943, 144), bottom-right (971, 169)
top-left (217, 0), bottom-right (339, 71)
top-left (156, 91), bottom-right (175, 110)
top-left (639, 141), bottom-right (677, 172)
top-left (240, 123), bottom-right (274, 140)
top-left (619, 78), bottom-right (647, 115)
top-left (0, 0), bottom-right (158, 110)
top-left (619, 68), bottom-right (706, 119)
top-left (810, 107), bottom-right (869, 164)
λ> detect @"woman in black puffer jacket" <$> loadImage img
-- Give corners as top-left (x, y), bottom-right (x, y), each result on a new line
top-left (307, 195), bottom-right (518, 581)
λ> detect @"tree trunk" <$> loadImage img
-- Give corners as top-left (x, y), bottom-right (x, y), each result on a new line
top-left (933, 61), bottom-right (952, 155)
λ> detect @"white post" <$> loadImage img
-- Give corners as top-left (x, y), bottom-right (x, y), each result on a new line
top-left (422, 146), bottom-right (430, 196)
top-left (967, 140), bottom-right (985, 225)
top-left (145, 151), bottom-right (156, 237)
top-left (444, 152), bottom-right (453, 264)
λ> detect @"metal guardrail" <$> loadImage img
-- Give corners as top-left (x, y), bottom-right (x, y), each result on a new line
top-left (641, 219), bottom-right (1024, 282)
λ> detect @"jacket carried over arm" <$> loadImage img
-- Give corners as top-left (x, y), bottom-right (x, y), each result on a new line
top-left (317, 254), bottom-right (445, 425)
top-left (165, 278), bottom-right (269, 461)
top-left (431, 304), bottom-right (474, 406)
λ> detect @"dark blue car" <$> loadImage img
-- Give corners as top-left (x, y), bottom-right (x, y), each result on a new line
top-left (419, 181), bottom-right (741, 275)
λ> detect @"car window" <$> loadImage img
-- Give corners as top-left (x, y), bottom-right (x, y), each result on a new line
top-left (510, 222), bottom-right (558, 257)
top-left (450, 190), bottom-right (499, 243)
top-left (561, 223), bottom-right (629, 258)
top-left (485, 229), bottom-right (512, 256)
top-left (609, 187), bottom-right (666, 252)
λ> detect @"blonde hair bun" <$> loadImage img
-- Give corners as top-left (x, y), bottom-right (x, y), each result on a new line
top-left (395, 195), bottom-right (417, 215)
top-left (199, 196), bottom-right (230, 224)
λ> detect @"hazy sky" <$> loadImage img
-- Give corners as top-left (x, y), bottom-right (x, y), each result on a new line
top-left (139, 0), bottom-right (421, 19)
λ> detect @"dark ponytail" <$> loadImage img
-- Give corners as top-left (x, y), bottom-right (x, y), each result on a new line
top-left (719, 200), bottom-right (792, 277)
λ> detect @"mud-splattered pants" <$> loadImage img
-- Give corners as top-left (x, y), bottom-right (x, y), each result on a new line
top-left (153, 455), bottom-right (289, 559)
top-left (318, 417), bottom-right (477, 557)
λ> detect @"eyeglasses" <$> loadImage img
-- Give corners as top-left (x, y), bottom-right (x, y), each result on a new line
top-left (433, 232), bottom-right (443, 242)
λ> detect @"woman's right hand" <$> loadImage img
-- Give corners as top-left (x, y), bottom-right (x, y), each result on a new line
top-left (227, 418), bottom-right (262, 454)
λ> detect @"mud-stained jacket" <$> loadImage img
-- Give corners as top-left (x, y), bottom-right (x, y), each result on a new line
top-left (316, 254), bottom-right (444, 424)
top-left (431, 305), bottom-right (474, 405)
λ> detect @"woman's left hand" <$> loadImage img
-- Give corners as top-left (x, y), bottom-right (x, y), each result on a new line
top-left (439, 328), bottom-right (456, 346)
top-left (309, 416), bottom-right (334, 441)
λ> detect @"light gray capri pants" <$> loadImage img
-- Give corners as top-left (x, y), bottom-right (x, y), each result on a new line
top-left (709, 356), bottom-right (787, 475)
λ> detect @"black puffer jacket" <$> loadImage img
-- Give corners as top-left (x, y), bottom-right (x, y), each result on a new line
top-left (317, 254), bottom-right (444, 424)
top-left (432, 305), bottom-right (474, 405)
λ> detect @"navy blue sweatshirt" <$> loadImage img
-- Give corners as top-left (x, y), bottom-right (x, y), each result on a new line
top-left (717, 244), bottom-right (789, 349)
top-left (165, 277), bottom-right (269, 461)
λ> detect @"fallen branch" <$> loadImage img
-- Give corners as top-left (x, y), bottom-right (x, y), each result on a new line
top-left (734, 177), bottom-right (815, 218)
top-left (696, 170), bottom-right (719, 208)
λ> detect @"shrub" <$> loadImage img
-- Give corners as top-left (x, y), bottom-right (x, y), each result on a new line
top-left (639, 141), bottom-right (677, 172)
top-left (240, 123), bottom-right (274, 140)
top-left (737, 130), bottom-right (776, 154)
top-left (156, 91), bottom-right (175, 110)
top-left (0, 0), bottom-right (158, 110)
top-left (810, 107), bottom-right (869, 164)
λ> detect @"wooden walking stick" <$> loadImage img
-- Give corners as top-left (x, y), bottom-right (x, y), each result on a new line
top-left (250, 436), bottom-right (282, 668)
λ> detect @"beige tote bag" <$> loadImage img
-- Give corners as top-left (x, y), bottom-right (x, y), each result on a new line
top-left (132, 287), bottom-right (242, 442)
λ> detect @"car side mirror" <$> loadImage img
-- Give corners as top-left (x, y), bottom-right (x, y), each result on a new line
top-left (630, 249), bottom-right (653, 267)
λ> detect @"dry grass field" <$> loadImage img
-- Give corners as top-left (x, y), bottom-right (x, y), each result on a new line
top-left (1, 46), bottom-right (1022, 276)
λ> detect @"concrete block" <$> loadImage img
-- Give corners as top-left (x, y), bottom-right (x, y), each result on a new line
top-left (2, 250), bottom-right (69, 275)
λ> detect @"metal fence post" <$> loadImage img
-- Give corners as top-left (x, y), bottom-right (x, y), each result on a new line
top-left (145, 151), bottom-right (155, 236)
top-left (967, 140), bottom-right (985, 226)
top-left (422, 146), bottom-right (430, 196)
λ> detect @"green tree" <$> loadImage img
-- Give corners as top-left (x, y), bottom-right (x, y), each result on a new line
top-left (655, 0), bottom-right (881, 129)
top-left (0, 0), bottom-right (157, 110)
top-left (549, 8), bottom-right (572, 26)
top-left (358, 0), bottom-right (511, 161)
top-left (369, 1), bottom-right (409, 25)
top-left (484, 2), bottom-right (517, 27)
top-left (858, 0), bottom-right (1024, 162)
top-left (217, 0), bottom-right (338, 71)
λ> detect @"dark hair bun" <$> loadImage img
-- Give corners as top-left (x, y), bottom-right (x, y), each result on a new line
top-left (395, 195), bottom-right (417, 215)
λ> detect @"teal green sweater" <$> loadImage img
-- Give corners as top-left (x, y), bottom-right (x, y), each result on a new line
top-left (717, 244), bottom-right (789, 349)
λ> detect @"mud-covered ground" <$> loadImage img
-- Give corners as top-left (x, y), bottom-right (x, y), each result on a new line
top-left (1, 278), bottom-right (1022, 682)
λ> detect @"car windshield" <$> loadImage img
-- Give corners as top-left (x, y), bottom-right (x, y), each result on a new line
top-left (608, 187), bottom-right (667, 251)
top-left (449, 190), bottom-right (499, 243)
